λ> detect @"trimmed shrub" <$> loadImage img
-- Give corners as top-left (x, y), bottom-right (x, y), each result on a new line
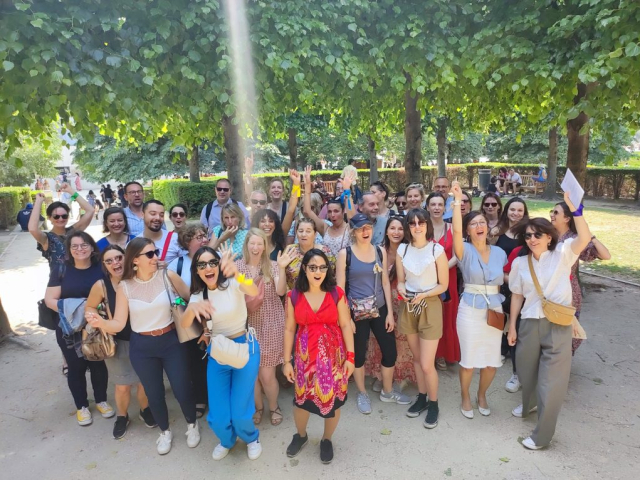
top-left (30, 191), bottom-right (53, 217)
top-left (152, 179), bottom-right (219, 217)
top-left (0, 187), bottom-right (31, 229)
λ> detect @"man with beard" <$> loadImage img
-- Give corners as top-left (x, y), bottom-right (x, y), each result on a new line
top-left (358, 191), bottom-right (387, 246)
top-left (136, 200), bottom-right (183, 264)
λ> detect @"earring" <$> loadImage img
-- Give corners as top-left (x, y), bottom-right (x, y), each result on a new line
top-left (547, 243), bottom-right (551, 247)
top-left (133, 265), bottom-right (138, 271)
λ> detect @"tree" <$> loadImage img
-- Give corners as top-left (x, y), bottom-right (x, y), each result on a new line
top-left (0, 131), bottom-right (60, 186)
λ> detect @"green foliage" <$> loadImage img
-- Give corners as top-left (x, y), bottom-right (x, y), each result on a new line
top-left (0, 131), bottom-right (61, 186)
top-left (0, 186), bottom-right (31, 228)
top-left (152, 179), bottom-right (219, 217)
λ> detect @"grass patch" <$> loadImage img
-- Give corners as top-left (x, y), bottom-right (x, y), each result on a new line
top-left (524, 199), bottom-right (640, 282)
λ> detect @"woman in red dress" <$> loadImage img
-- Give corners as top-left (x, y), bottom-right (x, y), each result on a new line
top-left (427, 193), bottom-right (460, 370)
top-left (282, 248), bottom-right (355, 464)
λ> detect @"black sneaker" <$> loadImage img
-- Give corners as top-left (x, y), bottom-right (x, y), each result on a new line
top-left (113, 415), bottom-right (130, 439)
top-left (423, 400), bottom-right (439, 429)
top-left (286, 433), bottom-right (308, 458)
top-left (139, 407), bottom-right (157, 428)
top-left (320, 439), bottom-right (333, 464)
top-left (406, 393), bottom-right (428, 418)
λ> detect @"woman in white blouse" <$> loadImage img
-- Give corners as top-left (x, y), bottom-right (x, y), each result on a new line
top-left (507, 193), bottom-right (593, 450)
top-left (396, 209), bottom-right (449, 429)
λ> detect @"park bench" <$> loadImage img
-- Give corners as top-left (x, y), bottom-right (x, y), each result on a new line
top-left (514, 174), bottom-right (545, 195)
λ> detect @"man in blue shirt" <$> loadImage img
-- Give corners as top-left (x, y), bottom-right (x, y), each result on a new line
top-left (200, 178), bottom-right (250, 234)
top-left (433, 176), bottom-right (453, 222)
top-left (122, 182), bottom-right (147, 237)
top-left (17, 203), bottom-right (43, 231)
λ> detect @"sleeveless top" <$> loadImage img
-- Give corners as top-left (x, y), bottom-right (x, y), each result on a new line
top-left (121, 271), bottom-right (173, 333)
top-left (346, 246), bottom-right (385, 308)
top-left (495, 233), bottom-right (519, 257)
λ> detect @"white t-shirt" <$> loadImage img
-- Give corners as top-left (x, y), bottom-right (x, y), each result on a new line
top-left (167, 254), bottom-right (192, 287)
top-left (137, 230), bottom-right (185, 264)
top-left (509, 172), bottom-right (522, 184)
top-left (398, 241), bottom-right (445, 292)
top-left (189, 278), bottom-right (247, 337)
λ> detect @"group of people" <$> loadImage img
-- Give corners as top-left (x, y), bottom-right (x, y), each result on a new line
top-left (29, 167), bottom-right (610, 464)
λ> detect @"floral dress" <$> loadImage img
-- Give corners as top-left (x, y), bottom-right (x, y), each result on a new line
top-left (289, 287), bottom-right (348, 417)
top-left (237, 259), bottom-right (285, 367)
top-left (285, 244), bottom-right (336, 291)
top-left (558, 231), bottom-right (599, 355)
top-left (37, 227), bottom-right (73, 270)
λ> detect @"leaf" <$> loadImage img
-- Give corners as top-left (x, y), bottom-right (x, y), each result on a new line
top-left (105, 56), bottom-right (121, 67)
top-left (348, 23), bottom-right (357, 32)
top-left (188, 50), bottom-right (201, 62)
top-left (30, 18), bottom-right (44, 28)
top-left (499, 457), bottom-right (510, 463)
top-left (143, 76), bottom-right (154, 86)
top-left (380, 428), bottom-right (391, 435)
top-left (51, 70), bottom-right (63, 82)
top-left (15, 2), bottom-right (30, 11)
top-left (325, 54), bottom-right (335, 65)
top-left (624, 43), bottom-right (640, 57)
top-left (608, 48), bottom-right (623, 58)
top-left (2, 60), bottom-right (14, 71)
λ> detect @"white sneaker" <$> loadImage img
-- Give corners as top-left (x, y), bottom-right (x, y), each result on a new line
top-left (96, 401), bottom-right (115, 418)
top-left (372, 378), bottom-right (383, 392)
top-left (185, 421), bottom-right (200, 448)
top-left (505, 374), bottom-right (521, 393)
top-left (512, 404), bottom-right (538, 418)
top-left (380, 389), bottom-right (412, 405)
top-left (247, 439), bottom-right (262, 460)
top-left (76, 406), bottom-right (93, 426)
top-left (522, 437), bottom-right (544, 450)
top-left (156, 430), bottom-right (173, 455)
top-left (212, 444), bottom-right (230, 461)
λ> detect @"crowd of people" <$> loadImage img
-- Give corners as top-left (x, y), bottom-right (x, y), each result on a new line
top-left (29, 168), bottom-right (610, 464)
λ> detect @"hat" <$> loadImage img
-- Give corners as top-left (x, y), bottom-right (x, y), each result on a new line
top-left (349, 213), bottom-right (373, 229)
top-left (26, 203), bottom-right (33, 209)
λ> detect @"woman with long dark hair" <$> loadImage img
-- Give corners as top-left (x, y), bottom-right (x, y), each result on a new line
top-left (492, 197), bottom-right (528, 254)
top-left (251, 208), bottom-right (287, 261)
top-left (96, 207), bottom-right (135, 251)
top-left (508, 195), bottom-right (594, 450)
top-left (282, 249), bottom-right (355, 464)
top-left (480, 193), bottom-right (502, 233)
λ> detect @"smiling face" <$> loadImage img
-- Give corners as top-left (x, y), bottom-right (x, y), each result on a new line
top-left (49, 207), bottom-right (70, 229)
top-left (466, 214), bottom-right (488, 243)
top-left (386, 219), bottom-right (404, 245)
top-left (103, 249), bottom-right (124, 277)
top-left (258, 214), bottom-right (275, 238)
top-left (133, 243), bottom-right (159, 273)
top-left (525, 226), bottom-right (551, 256)
top-left (247, 233), bottom-right (266, 258)
top-left (460, 194), bottom-right (472, 215)
top-left (170, 207), bottom-right (186, 229)
top-left (395, 195), bottom-right (407, 211)
top-left (297, 221), bottom-right (316, 248)
top-left (507, 201), bottom-right (526, 225)
top-left (144, 203), bottom-right (165, 233)
top-left (550, 205), bottom-right (570, 230)
top-left (269, 180), bottom-right (284, 201)
top-left (353, 224), bottom-right (373, 244)
top-left (250, 191), bottom-right (268, 210)
top-left (407, 216), bottom-right (429, 242)
top-left (326, 202), bottom-right (344, 225)
top-left (188, 230), bottom-right (208, 256)
top-left (196, 251), bottom-right (220, 288)
top-left (360, 193), bottom-right (379, 219)
top-left (433, 178), bottom-right (450, 195)
top-left (482, 197), bottom-right (500, 217)
top-left (304, 255), bottom-right (328, 288)
top-left (69, 235), bottom-right (93, 263)
top-left (106, 212), bottom-right (126, 234)
top-left (406, 188), bottom-right (423, 210)
top-left (427, 196), bottom-right (445, 219)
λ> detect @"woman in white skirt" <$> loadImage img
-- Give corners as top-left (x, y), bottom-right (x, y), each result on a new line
top-left (451, 181), bottom-right (507, 419)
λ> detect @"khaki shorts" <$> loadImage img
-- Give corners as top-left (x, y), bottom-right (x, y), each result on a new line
top-left (398, 296), bottom-right (443, 341)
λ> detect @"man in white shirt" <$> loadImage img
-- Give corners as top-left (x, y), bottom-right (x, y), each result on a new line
top-left (136, 200), bottom-right (184, 265)
top-left (506, 169), bottom-right (523, 194)
top-left (200, 178), bottom-right (250, 234)
top-left (123, 181), bottom-right (168, 237)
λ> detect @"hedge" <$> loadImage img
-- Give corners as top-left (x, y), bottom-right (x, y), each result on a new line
top-left (0, 187), bottom-right (31, 229)
top-left (152, 179), bottom-right (219, 217)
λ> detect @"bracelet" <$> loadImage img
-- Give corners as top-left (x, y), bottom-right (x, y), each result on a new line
top-left (291, 185), bottom-right (301, 198)
top-left (235, 273), bottom-right (254, 286)
top-left (70, 192), bottom-right (79, 201)
top-left (346, 351), bottom-right (355, 363)
top-left (572, 204), bottom-right (584, 217)
top-left (342, 189), bottom-right (352, 209)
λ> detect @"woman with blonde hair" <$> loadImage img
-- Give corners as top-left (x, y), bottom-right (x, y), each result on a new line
top-left (404, 184), bottom-right (426, 213)
top-left (209, 203), bottom-right (248, 259)
top-left (236, 229), bottom-right (289, 426)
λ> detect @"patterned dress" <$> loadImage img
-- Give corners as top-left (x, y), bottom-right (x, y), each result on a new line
top-left (237, 259), bottom-right (285, 367)
top-left (558, 231), bottom-right (599, 354)
top-left (285, 244), bottom-right (336, 291)
top-left (212, 226), bottom-right (248, 260)
top-left (364, 251), bottom-right (417, 384)
top-left (37, 227), bottom-right (73, 270)
top-left (289, 287), bottom-right (348, 417)
top-left (435, 225), bottom-right (461, 363)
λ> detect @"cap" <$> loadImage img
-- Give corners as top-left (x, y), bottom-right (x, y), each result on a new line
top-left (26, 203), bottom-right (33, 209)
top-left (349, 213), bottom-right (374, 229)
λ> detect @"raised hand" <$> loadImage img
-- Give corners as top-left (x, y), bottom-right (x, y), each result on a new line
top-left (342, 170), bottom-right (356, 191)
top-left (289, 169), bottom-right (301, 186)
top-left (219, 247), bottom-right (237, 278)
top-left (245, 152), bottom-right (255, 174)
top-left (277, 246), bottom-right (297, 269)
top-left (451, 180), bottom-right (463, 201)
top-left (563, 191), bottom-right (577, 212)
top-left (60, 182), bottom-right (75, 194)
top-left (304, 165), bottom-right (312, 185)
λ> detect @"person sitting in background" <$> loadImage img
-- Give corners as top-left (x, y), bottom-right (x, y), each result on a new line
top-left (487, 176), bottom-right (499, 194)
top-left (17, 203), bottom-right (43, 232)
top-left (505, 169), bottom-right (523, 195)
top-left (534, 165), bottom-right (548, 183)
top-left (497, 167), bottom-right (508, 195)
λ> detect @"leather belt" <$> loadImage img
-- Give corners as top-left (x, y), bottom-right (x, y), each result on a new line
top-left (138, 323), bottom-right (176, 336)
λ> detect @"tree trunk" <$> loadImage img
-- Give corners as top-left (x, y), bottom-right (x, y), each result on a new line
top-left (222, 115), bottom-right (245, 202)
top-left (288, 128), bottom-right (298, 170)
top-left (188, 145), bottom-right (200, 183)
top-left (566, 82), bottom-right (595, 187)
top-left (404, 83), bottom-right (422, 185)
top-left (368, 134), bottom-right (378, 184)
top-left (437, 117), bottom-right (447, 176)
top-left (544, 127), bottom-right (558, 200)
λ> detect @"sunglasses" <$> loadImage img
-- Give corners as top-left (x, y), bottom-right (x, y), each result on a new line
top-left (251, 199), bottom-right (267, 206)
top-left (197, 259), bottom-right (220, 270)
top-left (52, 214), bottom-right (69, 220)
top-left (306, 265), bottom-right (329, 273)
top-left (409, 221), bottom-right (427, 228)
top-left (483, 202), bottom-right (498, 207)
top-left (171, 212), bottom-right (186, 218)
top-left (70, 243), bottom-right (90, 251)
top-left (549, 210), bottom-right (561, 216)
top-left (104, 254), bottom-right (124, 265)
top-left (137, 248), bottom-right (160, 259)
top-left (216, 187), bottom-right (230, 192)
top-left (396, 201), bottom-right (407, 206)
top-left (524, 232), bottom-right (544, 240)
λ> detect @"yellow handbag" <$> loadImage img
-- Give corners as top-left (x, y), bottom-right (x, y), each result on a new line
top-left (527, 255), bottom-right (576, 326)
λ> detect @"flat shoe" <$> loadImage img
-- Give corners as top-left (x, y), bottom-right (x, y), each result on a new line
top-left (476, 396), bottom-right (490, 416)
top-left (460, 407), bottom-right (474, 419)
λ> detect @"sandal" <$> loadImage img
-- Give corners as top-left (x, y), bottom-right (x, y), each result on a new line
top-left (253, 408), bottom-right (264, 425)
top-left (195, 404), bottom-right (207, 419)
top-left (270, 406), bottom-right (283, 426)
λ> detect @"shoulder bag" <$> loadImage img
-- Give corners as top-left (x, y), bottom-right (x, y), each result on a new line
top-left (477, 255), bottom-right (506, 331)
top-left (346, 246), bottom-right (382, 321)
top-left (81, 280), bottom-right (116, 361)
top-left (38, 264), bottom-right (65, 330)
top-left (527, 254), bottom-right (576, 326)
top-left (163, 269), bottom-right (202, 343)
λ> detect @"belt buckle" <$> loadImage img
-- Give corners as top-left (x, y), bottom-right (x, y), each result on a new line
top-left (151, 328), bottom-right (162, 337)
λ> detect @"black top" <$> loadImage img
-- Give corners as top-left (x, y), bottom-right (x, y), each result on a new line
top-left (48, 263), bottom-right (104, 299)
top-left (495, 234), bottom-right (519, 258)
top-left (103, 187), bottom-right (113, 199)
top-left (103, 278), bottom-right (132, 341)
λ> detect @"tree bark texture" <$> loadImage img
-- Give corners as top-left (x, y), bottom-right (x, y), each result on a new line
top-left (368, 134), bottom-right (378, 184)
top-left (544, 126), bottom-right (558, 199)
top-left (288, 128), bottom-right (298, 170)
top-left (566, 82), bottom-right (594, 187)
top-left (437, 117), bottom-right (447, 177)
top-left (223, 115), bottom-right (245, 202)
top-left (404, 87), bottom-right (422, 185)
top-left (188, 145), bottom-right (200, 183)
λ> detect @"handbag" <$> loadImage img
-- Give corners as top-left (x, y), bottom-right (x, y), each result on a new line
top-left (81, 281), bottom-right (116, 361)
top-left (245, 275), bottom-right (265, 315)
top-left (527, 254), bottom-right (576, 326)
top-left (38, 299), bottom-right (59, 330)
top-left (476, 255), bottom-right (505, 331)
top-left (346, 246), bottom-right (381, 321)
top-left (209, 334), bottom-right (250, 369)
top-left (163, 269), bottom-right (202, 343)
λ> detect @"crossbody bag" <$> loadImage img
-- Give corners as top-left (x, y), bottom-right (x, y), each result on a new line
top-left (527, 254), bottom-right (576, 326)
top-left (346, 245), bottom-right (382, 321)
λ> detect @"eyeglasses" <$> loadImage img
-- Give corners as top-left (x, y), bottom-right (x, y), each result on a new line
top-left (137, 249), bottom-right (160, 259)
top-left (549, 210), bottom-right (561, 216)
top-left (396, 201), bottom-right (407, 206)
top-left (127, 190), bottom-right (143, 196)
top-left (483, 202), bottom-right (498, 207)
top-left (524, 232), bottom-right (544, 240)
top-left (192, 234), bottom-right (207, 242)
top-left (103, 254), bottom-right (124, 265)
top-left (171, 212), bottom-right (186, 218)
top-left (468, 221), bottom-right (488, 228)
top-left (409, 222), bottom-right (427, 228)
top-left (216, 187), bottom-right (230, 192)
top-left (70, 243), bottom-right (90, 251)
top-left (306, 265), bottom-right (329, 273)
top-left (251, 199), bottom-right (267, 206)
top-left (196, 259), bottom-right (220, 270)
top-left (52, 214), bottom-right (69, 220)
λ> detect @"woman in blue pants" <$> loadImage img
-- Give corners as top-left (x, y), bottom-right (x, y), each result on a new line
top-left (182, 246), bottom-right (262, 461)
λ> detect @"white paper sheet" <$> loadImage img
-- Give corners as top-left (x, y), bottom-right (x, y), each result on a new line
top-left (560, 169), bottom-right (584, 208)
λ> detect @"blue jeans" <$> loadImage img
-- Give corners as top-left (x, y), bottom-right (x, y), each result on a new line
top-left (207, 335), bottom-right (260, 448)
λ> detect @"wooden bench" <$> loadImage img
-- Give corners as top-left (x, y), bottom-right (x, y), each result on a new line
top-left (514, 174), bottom-right (545, 195)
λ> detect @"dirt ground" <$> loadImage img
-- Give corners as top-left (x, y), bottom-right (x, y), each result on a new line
top-left (1, 219), bottom-right (639, 480)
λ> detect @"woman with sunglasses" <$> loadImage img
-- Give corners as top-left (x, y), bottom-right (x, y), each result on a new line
top-left (209, 203), bottom-right (249, 260)
top-left (394, 192), bottom-right (408, 215)
top-left (550, 202), bottom-right (610, 355)
top-left (396, 209), bottom-right (449, 428)
top-left (365, 216), bottom-right (417, 391)
top-left (450, 182), bottom-right (507, 420)
top-left (480, 193), bottom-right (502, 234)
top-left (167, 223), bottom-right (210, 418)
top-left (459, 190), bottom-right (473, 217)
top-left (86, 238), bottom-right (199, 455)
top-left (85, 245), bottom-right (156, 438)
top-left (45, 232), bottom-right (114, 426)
top-left (181, 246), bottom-right (262, 461)
top-left (169, 204), bottom-right (188, 230)
top-left (426, 193), bottom-right (460, 372)
top-left (236, 229), bottom-right (289, 426)
top-left (507, 195), bottom-right (594, 450)
top-left (283, 249), bottom-right (355, 464)
top-left (96, 207), bottom-right (135, 252)
top-left (30, 185), bottom-right (95, 269)
top-left (405, 184), bottom-right (426, 213)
